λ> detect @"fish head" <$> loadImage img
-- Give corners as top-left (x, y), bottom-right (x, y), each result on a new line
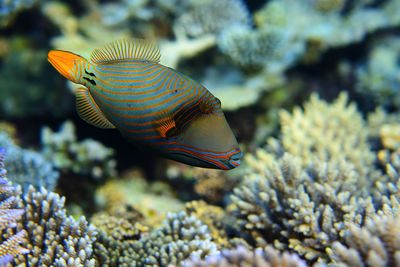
top-left (168, 112), bottom-right (242, 170)
top-left (48, 50), bottom-right (85, 83)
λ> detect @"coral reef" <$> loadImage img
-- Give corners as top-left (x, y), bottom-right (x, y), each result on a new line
top-left (213, 0), bottom-right (400, 109)
top-left (0, 143), bottom-right (98, 266)
top-left (184, 201), bottom-right (230, 248)
top-left (0, 0), bottom-right (39, 27)
top-left (9, 185), bottom-right (97, 266)
top-left (183, 245), bottom-right (307, 267)
top-left (367, 107), bottom-right (400, 138)
top-left (329, 215), bottom-right (400, 267)
top-left (92, 209), bottom-right (149, 267)
top-left (379, 123), bottom-right (400, 152)
top-left (222, 0), bottom-right (400, 68)
top-left (231, 152), bottom-right (374, 261)
top-left (174, 0), bottom-right (250, 38)
top-left (95, 169), bottom-right (183, 226)
top-left (130, 211), bottom-right (219, 266)
top-left (230, 93), bottom-right (400, 263)
top-left (355, 37), bottom-right (400, 107)
top-left (0, 148), bottom-right (28, 264)
top-left (0, 132), bottom-right (59, 191)
top-left (166, 163), bottom-right (239, 204)
top-left (3, 0), bottom-right (400, 266)
top-left (41, 120), bottom-right (116, 180)
top-left (275, 92), bottom-right (377, 186)
top-left (93, 210), bottom-right (218, 266)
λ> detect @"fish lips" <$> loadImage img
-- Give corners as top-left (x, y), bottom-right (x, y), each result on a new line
top-left (48, 50), bottom-right (81, 82)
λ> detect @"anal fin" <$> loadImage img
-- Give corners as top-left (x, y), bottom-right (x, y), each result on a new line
top-left (75, 86), bottom-right (115, 129)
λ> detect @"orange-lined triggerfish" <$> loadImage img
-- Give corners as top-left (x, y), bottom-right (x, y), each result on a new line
top-left (48, 39), bottom-right (242, 169)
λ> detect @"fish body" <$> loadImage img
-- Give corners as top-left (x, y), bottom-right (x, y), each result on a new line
top-left (48, 40), bottom-right (242, 169)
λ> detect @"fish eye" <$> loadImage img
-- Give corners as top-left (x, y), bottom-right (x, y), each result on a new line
top-left (214, 98), bottom-right (221, 108)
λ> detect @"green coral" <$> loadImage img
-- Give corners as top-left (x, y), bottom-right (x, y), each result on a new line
top-left (355, 37), bottom-right (400, 107)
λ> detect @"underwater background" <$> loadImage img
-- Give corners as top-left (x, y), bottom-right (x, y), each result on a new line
top-left (0, 0), bottom-right (400, 266)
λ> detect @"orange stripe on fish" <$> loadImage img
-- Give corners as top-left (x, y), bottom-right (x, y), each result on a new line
top-left (48, 39), bottom-right (242, 169)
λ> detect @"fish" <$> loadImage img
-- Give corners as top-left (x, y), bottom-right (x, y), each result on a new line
top-left (47, 39), bottom-right (242, 170)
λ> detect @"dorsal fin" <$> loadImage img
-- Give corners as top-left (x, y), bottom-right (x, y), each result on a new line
top-left (74, 86), bottom-right (116, 129)
top-left (90, 39), bottom-right (161, 64)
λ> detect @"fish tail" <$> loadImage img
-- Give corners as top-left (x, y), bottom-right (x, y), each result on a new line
top-left (48, 50), bottom-right (87, 83)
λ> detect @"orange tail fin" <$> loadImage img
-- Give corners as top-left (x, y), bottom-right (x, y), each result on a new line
top-left (48, 50), bottom-right (84, 83)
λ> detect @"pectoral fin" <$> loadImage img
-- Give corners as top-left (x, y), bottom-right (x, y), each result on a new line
top-left (75, 87), bottom-right (115, 129)
top-left (155, 112), bottom-right (180, 139)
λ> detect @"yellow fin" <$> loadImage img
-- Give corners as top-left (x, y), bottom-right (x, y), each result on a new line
top-left (75, 87), bottom-right (116, 129)
top-left (90, 39), bottom-right (161, 64)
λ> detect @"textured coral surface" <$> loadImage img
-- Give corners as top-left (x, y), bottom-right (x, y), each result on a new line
top-left (0, 0), bottom-right (400, 266)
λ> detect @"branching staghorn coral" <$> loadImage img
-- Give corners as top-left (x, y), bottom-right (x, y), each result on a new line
top-left (379, 123), bottom-right (400, 152)
top-left (7, 185), bottom-right (97, 266)
top-left (218, 24), bottom-right (286, 69)
top-left (184, 201), bottom-right (231, 248)
top-left (0, 148), bottom-right (28, 265)
top-left (0, 132), bottom-right (59, 192)
top-left (183, 245), bottom-right (307, 267)
top-left (374, 153), bottom-right (400, 219)
top-left (174, 0), bottom-right (250, 38)
top-left (231, 152), bottom-right (376, 262)
top-left (329, 215), bottom-right (400, 267)
top-left (230, 93), bottom-right (400, 263)
top-left (91, 208), bottom-right (149, 267)
top-left (221, 0), bottom-right (400, 68)
top-left (41, 120), bottom-right (116, 180)
top-left (130, 211), bottom-right (219, 266)
top-left (271, 92), bottom-right (378, 190)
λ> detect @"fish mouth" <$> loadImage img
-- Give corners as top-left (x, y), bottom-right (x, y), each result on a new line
top-left (228, 149), bottom-right (242, 168)
top-left (48, 50), bottom-right (81, 82)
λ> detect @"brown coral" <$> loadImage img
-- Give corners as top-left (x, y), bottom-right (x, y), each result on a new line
top-left (185, 201), bottom-right (231, 248)
top-left (183, 245), bottom-right (307, 267)
top-left (275, 92), bottom-right (377, 188)
top-left (92, 208), bottom-right (149, 267)
top-left (193, 169), bottom-right (233, 204)
top-left (230, 93), bottom-right (397, 262)
top-left (329, 215), bottom-right (400, 267)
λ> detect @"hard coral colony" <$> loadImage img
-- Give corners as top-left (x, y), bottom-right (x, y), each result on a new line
top-left (0, 0), bottom-right (400, 266)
